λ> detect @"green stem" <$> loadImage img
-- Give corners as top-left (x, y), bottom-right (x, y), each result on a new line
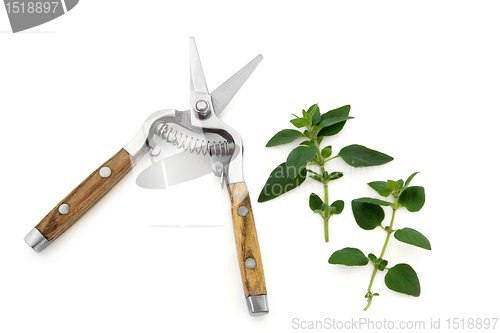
top-left (321, 163), bottom-right (329, 242)
top-left (313, 136), bottom-right (331, 242)
top-left (364, 205), bottom-right (398, 311)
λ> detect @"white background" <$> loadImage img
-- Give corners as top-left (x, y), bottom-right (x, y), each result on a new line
top-left (1, 1), bottom-right (499, 332)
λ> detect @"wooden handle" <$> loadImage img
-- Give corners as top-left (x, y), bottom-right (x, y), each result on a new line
top-left (33, 148), bottom-right (133, 244)
top-left (227, 182), bottom-right (267, 298)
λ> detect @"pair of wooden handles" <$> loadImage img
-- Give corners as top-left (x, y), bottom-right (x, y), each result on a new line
top-left (28, 148), bottom-right (267, 304)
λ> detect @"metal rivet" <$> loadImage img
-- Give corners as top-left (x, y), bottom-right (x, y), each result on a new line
top-left (245, 257), bottom-right (257, 269)
top-left (195, 100), bottom-right (208, 111)
top-left (194, 100), bottom-right (210, 118)
top-left (99, 167), bottom-right (111, 178)
top-left (237, 205), bottom-right (249, 217)
top-left (212, 161), bottom-right (223, 177)
top-left (58, 203), bottom-right (70, 215)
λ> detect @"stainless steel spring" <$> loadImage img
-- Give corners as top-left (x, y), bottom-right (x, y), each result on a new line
top-left (156, 122), bottom-right (233, 157)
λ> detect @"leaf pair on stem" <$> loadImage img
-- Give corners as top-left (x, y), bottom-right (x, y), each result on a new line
top-left (328, 172), bottom-right (428, 310)
top-left (258, 104), bottom-right (393, 242)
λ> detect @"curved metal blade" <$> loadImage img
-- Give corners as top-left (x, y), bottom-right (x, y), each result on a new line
top-left (211, 54), bottom-right (263, 116)
top-left (190, 37), bottom-right (209, 95)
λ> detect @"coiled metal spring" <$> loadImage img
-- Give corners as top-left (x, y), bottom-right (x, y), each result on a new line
top-left (156, 122), bottom-right (233, 157)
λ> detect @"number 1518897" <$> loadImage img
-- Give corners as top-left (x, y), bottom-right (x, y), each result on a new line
top-left (5, 2), bottom-right (59, 14)
top-left (446, 318), bottom-right (498, 330)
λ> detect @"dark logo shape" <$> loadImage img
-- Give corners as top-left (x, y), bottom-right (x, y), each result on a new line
top-left (3, 0), bottom-right (79, 33)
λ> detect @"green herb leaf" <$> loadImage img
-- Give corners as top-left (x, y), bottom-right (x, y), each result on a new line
top-left (317, 115), bottom-right (354, 130)
top-left (368, 181), bottom-right (391, 197)
top-left (330, 200), bottom-right (344, 215)
top-left (368, 253), bottom-right (377, 263)
top-left (394, 228), bottom-right (431, 250)
top-left (385, 264), bottom-right (421, 297)
top-left (307, 104), bottom-right (321, 126)
top-left (321, 145), bottom-right (332, 158)
top-left (290, 118), bottom-right (309, 128)
top-left (258, 162), bottom-right (307, 202)
top-left (286, 146), bottom-right (318, 179)
top-left (309, 193), bottom-right (324, 213)
top-left (399, 186), bottom-right (425, 212)
top-left (387, 180), bottom-right (401, 192)
top-left (318, 105), bottom-right (351, 137)
top-left (299, 140), bottom-right (314, 146)
top-left (353, 197), bottom-right (392, 206)
top-left (328, 247), bottom-right (369, 266)
top-left (328, 172), bottom-right (344, 181)
top-left (378, 259), bottom-right (388, 271)
top-left (403, 172), bottom-right (419, 189)
top-left (351, 201), bottom-right (385, 230)
top-left (266, 129), bottom-right (303, 147)
top-left (338, 144), bottom-right (394, 167)
top-left (302, 109), bottom-right (309, 120)
top-left (396, 179), bottom-right (404, 188)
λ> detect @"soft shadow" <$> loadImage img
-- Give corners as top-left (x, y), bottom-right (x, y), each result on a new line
top-left (0, 30), bottom-right (56, 34)
top-left (149, 224), bottom-right (224, 228)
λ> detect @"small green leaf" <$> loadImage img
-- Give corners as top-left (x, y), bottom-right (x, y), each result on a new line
top-left (378, 259), bottom-right (388, 271)
top-left (286, 146), bottom-right (318, 179)
top-left (299, 140), bottom-right (314, 146)
top-left (351, 201), bottom-right (385, 230)
top-left (338, 144), bottom-right (394, 167)
top-left (368, 253), bottom-right (377, 263)
top-left (321, 145), bottom-right (332, 158)
top-left (368, 181), bottom-right (391, 197)
top-left (353, 197), bottom-right (392, 206)
top-left (385, 263), bottom-right (421, 297)
top-left (396, 179), bottom-right (404, 188)
top-left (309, 193), bottom-right (324, 213)
top-left (266, 129), bottom-right (303, 147)
top-left (290, 118), bottom-right (309, 128)
top-left (318, 105), bottom-right (351, 137)
top-left (309, 175), bottom-right (323, 182)
top-left (258, 162), bottom-right (307, 202)
top-left (394, 228), bottom-right (431, 250)
top-left (302, 109), bottom-right (309, 120)
top-left (328, 172), bottom-right (343, 181)
top-left (317, 115), bottom-right (354, 130)
top-left (330, 200), bottom-right (344, 215)
top-left (328, 247), bottom-right (369, 266)
top-left (387, 180), bottom-right (401, 192)
top-left (307, 104), bottom-right (321, 126)
top-left (399, 186), bottom-right (425, 212)
top-left (403, 172), bottom-right (419, 189)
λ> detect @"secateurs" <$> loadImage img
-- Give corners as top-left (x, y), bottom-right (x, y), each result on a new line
top-left (24, 37), bottom-right (268, 315)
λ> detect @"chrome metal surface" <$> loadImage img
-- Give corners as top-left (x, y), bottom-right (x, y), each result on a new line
top-left (237, 205), bottom-right (249, 217)
top-left (190, 37), bottom-right (214, 122)
top-left (156, 122), bottom-right (233, 157)
top-left (211, 54), bottom-right (263, 116)
top-left (24, 228), bottom-right (51, 252)
top-left (58, 203), bottom-right (70, 215)
top-left (246, 295), bottom-right (269, 315)
top-left (123, 108), bottom-right (178, 161)
top-left (244, 257), bottom-right (256, 269)
top-left (99, 166), bottom-right (111, 178)
top-left (212, 161), bottom-right (223, 176)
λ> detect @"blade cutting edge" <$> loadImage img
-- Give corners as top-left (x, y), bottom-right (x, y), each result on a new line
top-left (211, 54), bottom-right (263, 116)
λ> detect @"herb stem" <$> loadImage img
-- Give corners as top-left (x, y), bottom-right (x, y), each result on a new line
top-left (364, 203), bottom-right (398, 311)
top-left (321, 163), bottom-right (329, 242)
top-left (314, 136), bottom-right (331, 242)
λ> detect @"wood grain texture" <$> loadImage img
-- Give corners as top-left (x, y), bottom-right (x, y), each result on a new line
top-left (35, 148), bottom-right (133, 241)
top-left (227, 182), bottom-right (267, 297)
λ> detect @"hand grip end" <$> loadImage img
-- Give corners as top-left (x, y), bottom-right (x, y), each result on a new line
top-left (24, 228), bottom-right (50, 252)
top-left (246, 295), bottom-right (269, 316)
